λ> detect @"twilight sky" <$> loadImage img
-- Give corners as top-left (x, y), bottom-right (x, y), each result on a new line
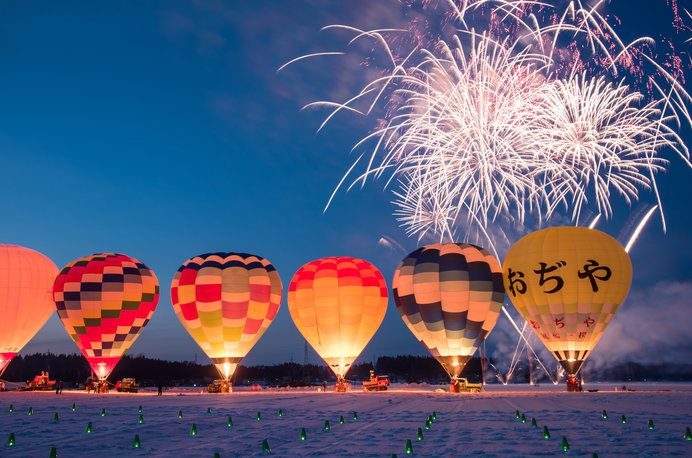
top-left (2, 0), bottom-right (691, 373)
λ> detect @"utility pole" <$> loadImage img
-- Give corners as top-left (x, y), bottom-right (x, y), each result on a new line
top-left (303, 340), bottom-right (309, 380)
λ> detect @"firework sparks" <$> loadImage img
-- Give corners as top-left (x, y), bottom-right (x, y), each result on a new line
top-left (288, 0), bottom-right (690, 251)
top-left (380, 36), bottom-right (549, 238)
top-left (537, 74), bottom-right (675, 222)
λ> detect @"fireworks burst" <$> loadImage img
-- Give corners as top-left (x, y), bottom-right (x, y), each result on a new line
top-left (538, 74), bottom-right (677, 222)
top-left (284, 0), bottom-right (691, 252)
top-left (379, 35), bottom-right (550, 243)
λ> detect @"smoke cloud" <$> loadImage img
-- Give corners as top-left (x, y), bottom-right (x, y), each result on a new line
top-left (588, 280), bottom-right (692, 367)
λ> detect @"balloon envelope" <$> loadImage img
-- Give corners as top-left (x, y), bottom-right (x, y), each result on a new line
top-left (287, 257), bottom-right (388, 379)
top-left (392, 243), bottom-right (505, 379)
top-left (53, 253), bottom-right (159, 380)
top-left (171, 253), bottom-right (282, 381)
top-left (0, 245), bottom-right (58, 376)
top-left (502, 227), bottom-right (632, 376)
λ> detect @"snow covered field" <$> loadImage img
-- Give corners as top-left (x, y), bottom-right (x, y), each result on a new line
top-left (1, 383), bottom-right (691, 457)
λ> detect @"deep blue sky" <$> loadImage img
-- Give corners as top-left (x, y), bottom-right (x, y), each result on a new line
top-left (2, 0), bottom-right (691, 371)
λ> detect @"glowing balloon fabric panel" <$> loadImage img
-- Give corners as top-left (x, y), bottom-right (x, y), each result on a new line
top-left (393, 243), bottom-right (505, 378)
top-left (503, 227), bottom-right (632, 375)
top-left (0, 245), bottom-right (58, 376)
top-left (170, 253), bottom-right (282, 379)
top-left (53, 253), bottom-right (159, 379)
top-left (288, 257), bottom-right (388, 378)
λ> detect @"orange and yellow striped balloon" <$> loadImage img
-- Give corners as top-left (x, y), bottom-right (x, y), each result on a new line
top-left (0, 245), bottom-right (58, 377)
top-left (287, 257), bottom-right (388, 379)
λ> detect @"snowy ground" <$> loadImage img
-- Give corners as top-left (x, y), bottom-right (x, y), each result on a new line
top-left (1, 383), bottom-right (691, 457)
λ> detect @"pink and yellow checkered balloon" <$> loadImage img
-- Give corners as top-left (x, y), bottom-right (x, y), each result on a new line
top-left (171, 253), bottom-right (282, 381)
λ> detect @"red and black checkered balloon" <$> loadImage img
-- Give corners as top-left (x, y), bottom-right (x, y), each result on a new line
top-left (53, 253), bottom-right (159, 380)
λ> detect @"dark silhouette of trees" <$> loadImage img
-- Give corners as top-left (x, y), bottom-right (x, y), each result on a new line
top-left (375, 355), bottom-right (483, 383)
top-left (3, 353), bottom-right (91, 386)
top-left (3, 353), bottom-right (691, 386)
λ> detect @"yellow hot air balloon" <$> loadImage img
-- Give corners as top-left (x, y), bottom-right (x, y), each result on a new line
top-left (171, 253), bottom-right (282, 384)
top-left (503, 227), bottom-right (632, 389)
top-left (287, 257), bottom-right (388, 389)
top-left (0, 245), bottom-right (58, 377)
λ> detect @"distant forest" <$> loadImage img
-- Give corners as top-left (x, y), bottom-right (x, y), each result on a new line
top-left (3, 353), bottom-right (691, 387)
top-left (1, 353), bottom-right (480, 387)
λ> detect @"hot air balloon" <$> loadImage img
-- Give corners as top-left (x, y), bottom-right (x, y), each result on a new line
top-left (52, 253), bottom-right (159, 386)
top-left (392, 244), bottom-right (505, 388)
top-left (171, 253), bottom-right (282, 385)
top-left (288, 257), bottom-right (388, 391)
top-left (0, 245), bottom-right (58, 377)
top-left (502, 227), bottom-right (632, 391)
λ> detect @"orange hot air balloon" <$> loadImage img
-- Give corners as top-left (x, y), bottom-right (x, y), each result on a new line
top-left (0, 245), bottom-right (58, 377)
top-left (287, 257), bottom-right (388, 386)
top-left (503, 227), bottom-right (632, 389)
top-left (171, 252), bottom-right (283, 382)
top-left (53, 253), bottom-right (159, 381)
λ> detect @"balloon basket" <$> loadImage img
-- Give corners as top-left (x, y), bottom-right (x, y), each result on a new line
top-left (94, 381), bottom-right (109, 393)
top-left (566, 376), bottom-right (582, 392)
top-left (450, 377), bottom-right (482, 393)
top-left (335, 378), bottom-right (350, 393)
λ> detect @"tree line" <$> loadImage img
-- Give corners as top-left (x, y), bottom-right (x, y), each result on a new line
top-left (1, 353), bottom-right (481, 387)
top-left (3, 353), bottom-right (690, 387)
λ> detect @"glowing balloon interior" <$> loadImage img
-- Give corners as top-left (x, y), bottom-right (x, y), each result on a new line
top-left (288, 257), bottom-right (388, 379)
top-left (392, 243), bottom-right (504, 379)
top-left (171, 253), bottom-right (282, 382)
top-left (53, 253), bottom-right (160, 380)
top-left (0, 245), bottom-right (58, 377)
top-left (503, 227), bottom-right (632, 376)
